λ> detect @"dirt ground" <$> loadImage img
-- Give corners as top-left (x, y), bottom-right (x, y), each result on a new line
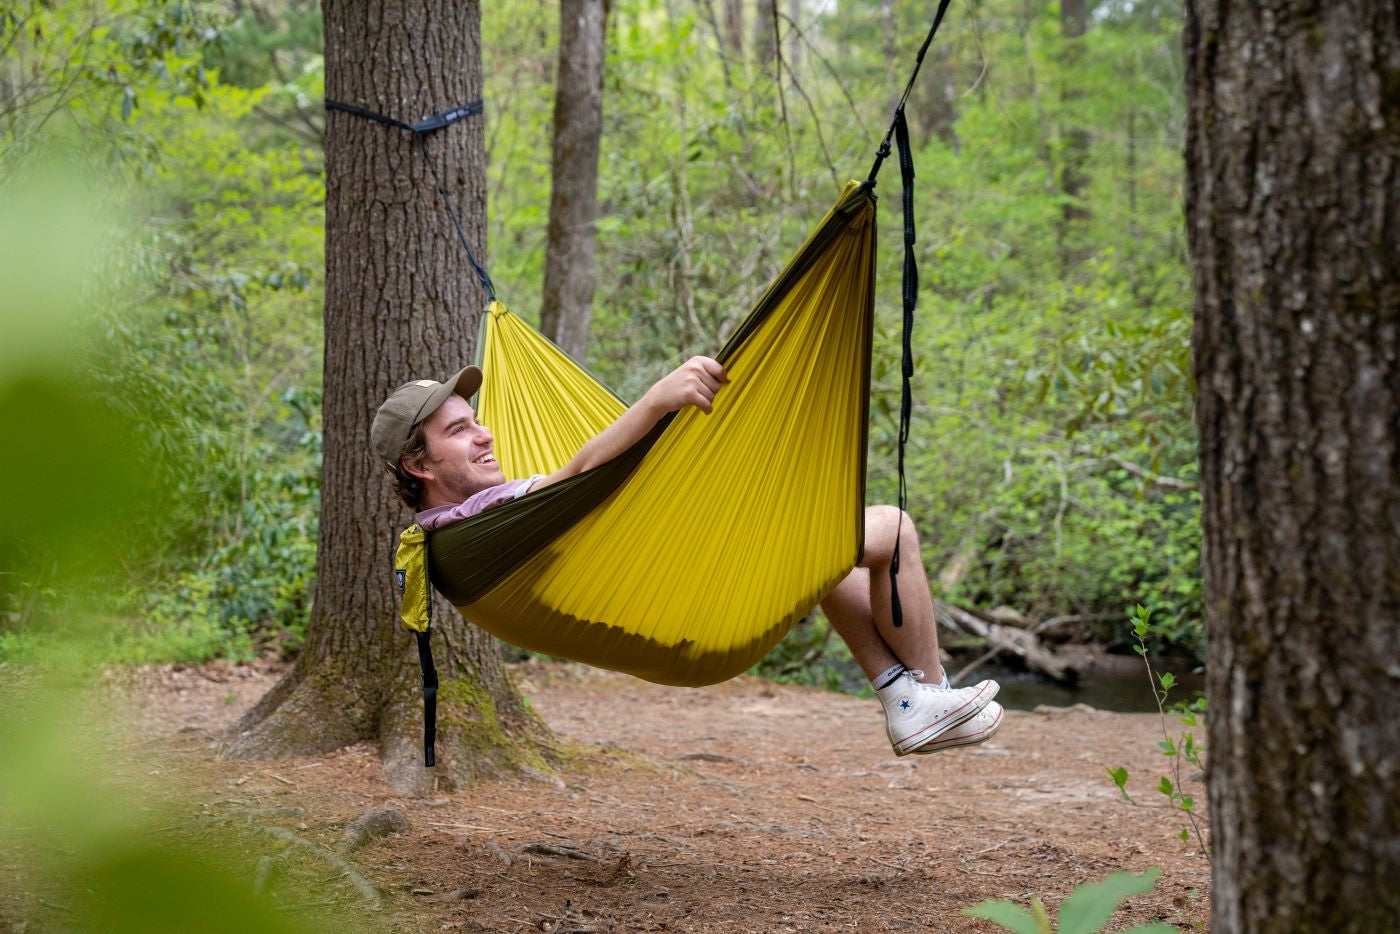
top-left (50, 660), bottom-right (1211, 932)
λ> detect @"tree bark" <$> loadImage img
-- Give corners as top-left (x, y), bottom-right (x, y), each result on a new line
top-left (1185, 1), bottom-right (1400, 930)
top-left (226, 0), bottom-right (546, 793)
top-left (539, 0), bottom-right (608, 363)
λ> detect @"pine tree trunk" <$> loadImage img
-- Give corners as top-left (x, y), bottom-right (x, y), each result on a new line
top-left (539, 0), bottom-right (608, 363)
top-left (1185, 1), bottom-right (1400, 929)
top-left (226, 0), bottom-right (546, 794)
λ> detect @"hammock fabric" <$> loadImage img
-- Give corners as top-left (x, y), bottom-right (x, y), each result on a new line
top-left (409, 180), bottom-right (878, 688)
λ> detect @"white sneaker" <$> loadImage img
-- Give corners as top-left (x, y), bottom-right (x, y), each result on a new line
top-left (877, 670), bottom-right (999, 756)
top-left (913, 701), bottom-right (1004, 754)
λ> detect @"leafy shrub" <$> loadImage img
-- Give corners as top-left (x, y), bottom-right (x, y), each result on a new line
top-left (965, 866), bottom-right (1177, 933)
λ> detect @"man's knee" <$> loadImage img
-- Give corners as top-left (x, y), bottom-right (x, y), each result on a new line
top-left (864, 505), bottom-right (921, 559)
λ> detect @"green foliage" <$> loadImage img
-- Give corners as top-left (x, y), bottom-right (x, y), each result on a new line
top-left (749, 612), bottom-right (863, 693)
top-left (0, 0), bottom-right (222, 180)
top-left (109, 573), bottom-right (256, 664)
top-left (0, 151), bottom-right (343, 934)
top-left (5, 0), bottom-right (1202, 667)
top-left (965, 866), bottom-right (1177, 934)
top-left (1109, 605), bottom-right (1210, 859)
top-left (1, 650), bottom-right (352, 934)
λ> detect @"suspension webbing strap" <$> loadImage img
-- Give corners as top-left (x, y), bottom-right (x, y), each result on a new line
top-left (324, 98), bottom-right (483, 134)
top-left (862, 0), bottom-right (952, 626)
top-left (414, 629), bottom-right (439, 767)
top-left (887, 107), bottom-right (917, 628)
top-left (325, 97), bottom-right (497, 301)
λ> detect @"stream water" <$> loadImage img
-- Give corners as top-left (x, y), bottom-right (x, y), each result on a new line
top-left (963, 659), bottom-right (1207, 713)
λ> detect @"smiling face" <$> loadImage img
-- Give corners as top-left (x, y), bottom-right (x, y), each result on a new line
top-left (405, 394), bottom-right (506, 508)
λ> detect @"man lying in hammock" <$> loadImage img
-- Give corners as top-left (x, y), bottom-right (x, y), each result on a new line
top-left (371, 361), bottom-right (1003, 757)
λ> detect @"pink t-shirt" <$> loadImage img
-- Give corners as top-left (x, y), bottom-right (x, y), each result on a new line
top-left (415, 475), bottom-right (545, 531)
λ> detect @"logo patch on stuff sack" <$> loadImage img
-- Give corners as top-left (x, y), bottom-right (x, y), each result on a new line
top-left (395, 569), bottom-right (406, 593)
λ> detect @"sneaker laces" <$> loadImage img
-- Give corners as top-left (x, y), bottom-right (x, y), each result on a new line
top-left (907, 669), bottom-right (958, 693)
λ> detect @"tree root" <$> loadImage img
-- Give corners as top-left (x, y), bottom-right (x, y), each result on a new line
top-left (225, 671), bottom-right (372, 761)
top-left (257, 825), bottom-right (381, 908)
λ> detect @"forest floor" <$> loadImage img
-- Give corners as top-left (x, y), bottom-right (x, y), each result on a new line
top-left (17, 659), bottom-right (1212, 933)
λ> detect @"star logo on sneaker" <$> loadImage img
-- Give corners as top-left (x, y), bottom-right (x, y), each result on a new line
top-left (899, 698), bottom-right (911, 711)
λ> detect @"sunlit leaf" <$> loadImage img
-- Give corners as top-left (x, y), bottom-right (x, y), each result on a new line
top-left (1058, 867), bottom-right (1162, 934)
top-left (963, 900), bottom-right (1042, 934)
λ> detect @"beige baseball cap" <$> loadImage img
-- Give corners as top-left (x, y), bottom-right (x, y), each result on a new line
top-left (371, 365), bottom-right (483, 468)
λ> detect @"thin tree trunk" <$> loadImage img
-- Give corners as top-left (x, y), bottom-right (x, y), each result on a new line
top-left (1186, 0), bottom-right (1400, 929)
top-left (540, 0), bottom-right (609, 363)
top-left (910, 42), bottom-right (959, 153)
top-left (1017, 2), bottom-right (1057, 195)
top-left (699, 0), bottom-right (736, 89)
top-left (227, 0), bottom-right (545, 793)
top-left (722, 0), bottom-right (744, 58)
top-left (880, 0), bottom-right (898, 119)
top-left (753, 0), bottom-right (776, 66)
top-left (1057, 0), bottom-right (1090, 268)
top-left (786, 0), bottom-right (802, 80)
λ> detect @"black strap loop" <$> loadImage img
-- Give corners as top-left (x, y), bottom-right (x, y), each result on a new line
top-left (864, 1), bottom-right (950, 625)
top-left (325, 97), bottom-right (497, 302)
top-left (887, 107), bottom-right (918, 629)
top-left (414, 629), bottom-right (439, 767)
top-left (415, 134), bottom-right (497, 301)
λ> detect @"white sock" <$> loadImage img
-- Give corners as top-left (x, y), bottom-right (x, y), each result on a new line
top-left (928, 668), bottom-right (950, 690)
top-left (872, 664), bottom-right (906, 691)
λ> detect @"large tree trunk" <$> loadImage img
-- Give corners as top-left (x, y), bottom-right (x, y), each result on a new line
top-left (226, 0), bottom-right (546, 794)
top-left (1185, 1), bottom-right (1400, 930)
top-left (539, 0), bottom-right (608, 363)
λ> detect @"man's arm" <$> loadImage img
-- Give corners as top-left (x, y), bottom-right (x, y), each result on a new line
top-left (531, 356), bottom-right (728, 491)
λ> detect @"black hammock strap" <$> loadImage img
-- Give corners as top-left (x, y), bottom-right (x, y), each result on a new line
top-left (864, 0), bottom-right (952, 628)
top-left (414, 629), bottom-right (438, 768)
top-left (325, 97), bottom-right (497, 302)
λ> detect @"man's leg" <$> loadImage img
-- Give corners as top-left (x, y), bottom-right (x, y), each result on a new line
top-left (820, 505), bottom-right (1002, 755)
top-left (820, 505), bottom-right (944, 680)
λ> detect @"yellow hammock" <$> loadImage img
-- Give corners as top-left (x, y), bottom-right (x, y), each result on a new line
top-left (417, 180), bottom-right (876, 687)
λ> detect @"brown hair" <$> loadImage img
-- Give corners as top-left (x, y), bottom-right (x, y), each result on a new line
top-left (388, 420), bottom-right (430, 510)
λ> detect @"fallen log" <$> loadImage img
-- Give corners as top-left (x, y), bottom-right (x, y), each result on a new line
top-left (933, 600), bottom-right (1079, 685)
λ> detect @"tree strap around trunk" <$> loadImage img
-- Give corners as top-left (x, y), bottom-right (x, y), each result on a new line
top-left (325, 97), bottom-right (497, 302)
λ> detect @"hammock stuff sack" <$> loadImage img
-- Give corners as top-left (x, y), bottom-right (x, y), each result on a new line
top-left (416, 180), bottom-right (878, 688)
